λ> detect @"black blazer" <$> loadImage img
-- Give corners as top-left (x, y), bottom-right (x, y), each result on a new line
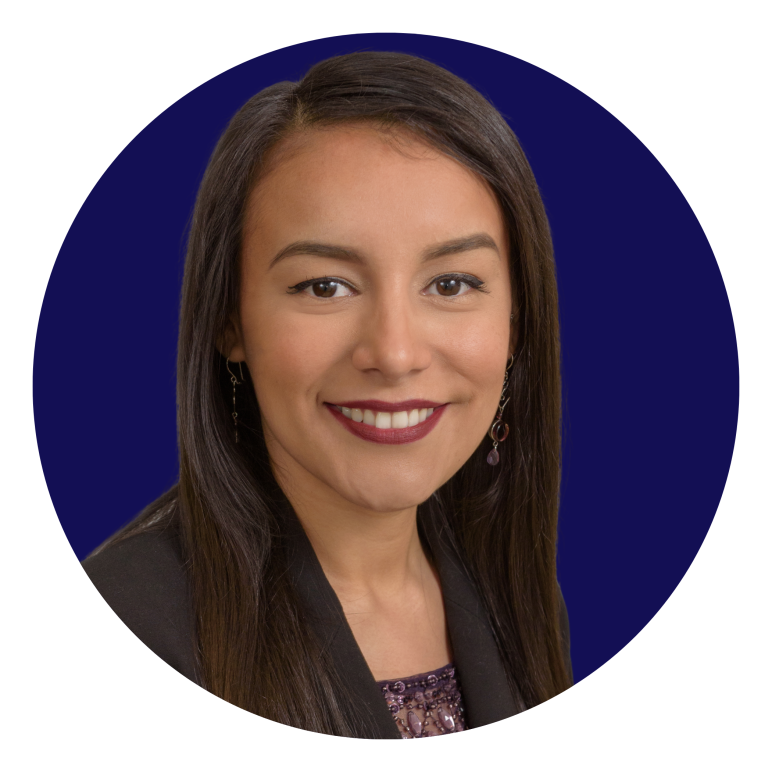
top-left (83, 509), bottom-right (572, 738)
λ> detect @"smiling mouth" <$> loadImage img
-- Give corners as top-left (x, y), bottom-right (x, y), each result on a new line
top-left (330, 404), bottom-right (436, 429)
top-left (324, 402), bottom-right (450, 446)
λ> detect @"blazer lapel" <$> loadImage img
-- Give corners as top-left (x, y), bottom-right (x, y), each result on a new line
top-left (283, 506), bottom-right (401, 739)
top-left (420, 509), bottom-right (519, 728)
top-left (282, 500), bottom-right (518, 736)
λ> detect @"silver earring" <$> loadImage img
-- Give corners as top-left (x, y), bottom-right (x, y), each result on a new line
top-left (487, 354), bottom-right (514, 466)
top-left (226, 358), bottom-right (244, 443)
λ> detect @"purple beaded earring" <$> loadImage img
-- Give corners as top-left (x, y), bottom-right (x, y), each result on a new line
top-left (487, 351), bottom-right (514, 466)
top-left (226, 358), bottom-right (244, 443)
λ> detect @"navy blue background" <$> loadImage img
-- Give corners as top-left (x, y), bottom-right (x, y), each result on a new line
top-left (33, 34), bottom-right (738, 684)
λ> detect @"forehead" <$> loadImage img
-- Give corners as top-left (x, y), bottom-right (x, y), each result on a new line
top-left (243, 125), bottom-right (506, 254)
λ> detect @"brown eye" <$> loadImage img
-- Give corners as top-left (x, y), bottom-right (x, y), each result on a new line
top-left (288, 278), bottom-right (356, 299)
top-left (312, 281), bottom-right (339, 298)
top-left (435, 278), bottom-right (462, 296)
top-left (425, 274), bottom-right (485, 298)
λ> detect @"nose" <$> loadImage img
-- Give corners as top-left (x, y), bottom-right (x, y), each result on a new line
top-left (351, 297), bottom-right (432, 381)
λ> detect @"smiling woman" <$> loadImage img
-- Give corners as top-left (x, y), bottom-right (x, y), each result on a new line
top-left (82, 51), bottom-right (571, 738)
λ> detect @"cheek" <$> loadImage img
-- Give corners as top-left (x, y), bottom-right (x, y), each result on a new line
top-left (446, 322), bottom-right (509, 382)
top-left (441, 314), bottom-right (509, 404)
top-left (240, 307), bottom-right (341, 410)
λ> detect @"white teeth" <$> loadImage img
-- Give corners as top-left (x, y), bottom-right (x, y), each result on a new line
top-left (392, 411), bottom-right (409, 428)
top-left (334, 405), bottom-right (439, 427)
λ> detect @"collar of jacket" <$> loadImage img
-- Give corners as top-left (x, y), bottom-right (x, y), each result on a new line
top-left (282, 501), bottom-right (519, 739)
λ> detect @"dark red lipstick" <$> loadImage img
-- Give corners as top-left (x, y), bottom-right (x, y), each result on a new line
top-left (333, 399), bottom-right (442, 412)
top-left (324, 401), bottom-right (448, 444)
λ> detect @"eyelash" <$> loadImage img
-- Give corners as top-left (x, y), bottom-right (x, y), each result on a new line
top-left (286, 273), bottom-right (489, 298)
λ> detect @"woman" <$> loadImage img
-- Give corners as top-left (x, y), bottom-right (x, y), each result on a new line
top-left (83, 50), bottom-right (572, 738)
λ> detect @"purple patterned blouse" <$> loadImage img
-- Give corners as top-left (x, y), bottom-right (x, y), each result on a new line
top-left (377, 663), bottom-right (467, 738)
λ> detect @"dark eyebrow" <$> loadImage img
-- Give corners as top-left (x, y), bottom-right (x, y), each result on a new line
top-left (269, 232), bottom-right (499, 269)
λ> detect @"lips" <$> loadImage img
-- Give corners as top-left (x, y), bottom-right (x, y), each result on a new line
top-left (334, 399), bottom-right (442, 412)
top-left (325, 401), bottom-right (448, 444)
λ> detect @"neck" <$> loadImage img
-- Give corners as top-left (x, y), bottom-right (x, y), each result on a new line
top-left (268, 447), bottom-right (427, 595)
top-left (300, 500), bottom-right (424, 591)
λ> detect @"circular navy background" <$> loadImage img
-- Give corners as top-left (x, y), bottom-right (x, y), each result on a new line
top-left (33, 34), bottom-right (738, 685)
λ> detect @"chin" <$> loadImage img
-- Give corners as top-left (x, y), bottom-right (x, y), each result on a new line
top-left (337, 474), bottom-right (440, 514)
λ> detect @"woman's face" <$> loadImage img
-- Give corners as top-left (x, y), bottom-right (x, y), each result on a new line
top-left (229, 125), bottom-right (513, 513)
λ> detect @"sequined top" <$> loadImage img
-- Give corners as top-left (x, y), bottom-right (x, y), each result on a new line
top-left (377, 663), bottom-right (467, 738)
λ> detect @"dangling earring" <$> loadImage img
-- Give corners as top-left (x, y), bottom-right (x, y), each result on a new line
top-left (487, 353), bottom-right (514, 466)
top-left (226, 358), bottom-right (244, 443)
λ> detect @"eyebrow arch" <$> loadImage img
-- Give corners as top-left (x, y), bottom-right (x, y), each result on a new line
top-left (268, 232), bottom-right (500, 269)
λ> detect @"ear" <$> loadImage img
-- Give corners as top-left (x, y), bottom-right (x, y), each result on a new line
top-left (218, 311), bottom-right (247, 362)
top-left (508, 310), bottom-right (519, 358)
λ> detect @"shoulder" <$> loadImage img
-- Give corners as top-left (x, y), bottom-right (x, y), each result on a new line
top-left (82, 528), bottom-right (198, 684)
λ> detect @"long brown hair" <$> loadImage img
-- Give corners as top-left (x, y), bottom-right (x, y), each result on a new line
top-left (107, 51), bottom-right (568, 735)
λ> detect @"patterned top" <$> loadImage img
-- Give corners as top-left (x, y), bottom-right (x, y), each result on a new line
top-left (377, 663), bottom-right (467, 738)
